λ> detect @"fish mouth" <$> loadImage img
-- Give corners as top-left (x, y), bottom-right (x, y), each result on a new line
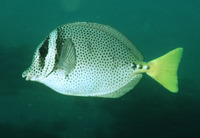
top-left (22, 70), bottom-right (42, 81)
top-left (22, 70), bottom-right (32, 81)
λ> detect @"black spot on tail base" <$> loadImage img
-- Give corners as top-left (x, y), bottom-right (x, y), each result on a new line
top-left (138, 65), bottom-right (143, 69)
top-left (131, 62), bottom-right (136, 70)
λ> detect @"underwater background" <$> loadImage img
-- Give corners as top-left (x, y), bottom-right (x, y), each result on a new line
top-left (0, 0), bottom-right (200, 137)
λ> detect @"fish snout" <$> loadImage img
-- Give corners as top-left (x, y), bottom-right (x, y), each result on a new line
top-left (22, 70), bottom-right (32, 81)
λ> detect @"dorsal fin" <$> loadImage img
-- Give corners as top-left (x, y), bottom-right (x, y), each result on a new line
top-left (56, 38), bottom-right (76, 74)
top-left (70, 22), bottom-right (144, 60)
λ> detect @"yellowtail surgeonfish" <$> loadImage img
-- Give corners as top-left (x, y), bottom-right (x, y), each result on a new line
top-left (22, 22), bottom-right (183, 98)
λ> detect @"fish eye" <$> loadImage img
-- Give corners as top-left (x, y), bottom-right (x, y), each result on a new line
top-left (39, 44), bottom-right (48, 58)
top-left (39, 36), bottom-right (49, 58)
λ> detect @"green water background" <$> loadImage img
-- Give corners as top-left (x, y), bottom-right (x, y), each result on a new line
top-left (0, 0), bottom-right (199, 137)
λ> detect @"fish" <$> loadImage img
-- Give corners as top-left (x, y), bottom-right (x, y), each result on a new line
top-left (22, 22), bottom-right (183, 98)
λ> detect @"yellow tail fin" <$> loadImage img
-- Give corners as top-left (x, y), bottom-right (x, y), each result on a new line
top-left (146, 48), bottom-right (183, 92)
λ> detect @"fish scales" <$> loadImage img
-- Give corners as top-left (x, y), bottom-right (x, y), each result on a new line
top-left (49, 23), bottom-right (142, 97)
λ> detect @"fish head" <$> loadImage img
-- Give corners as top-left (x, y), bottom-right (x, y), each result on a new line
top-left (22, 50), bottom-right (44, 81)
top-left (22, 31), bottom-right (58, 82)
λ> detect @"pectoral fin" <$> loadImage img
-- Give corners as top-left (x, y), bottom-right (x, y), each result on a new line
top-left (56, 38), bottom-right (76, 74)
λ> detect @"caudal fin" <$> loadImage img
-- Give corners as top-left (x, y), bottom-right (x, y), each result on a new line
top-left (146, 48), bottom-right (183, 92)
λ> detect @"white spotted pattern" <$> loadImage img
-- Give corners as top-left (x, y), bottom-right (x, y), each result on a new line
top-left (23, 22), bottom-right (144, 98)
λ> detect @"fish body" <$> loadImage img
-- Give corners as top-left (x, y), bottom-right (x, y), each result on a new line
top-left (22, 22), bottom-right (183, 98)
